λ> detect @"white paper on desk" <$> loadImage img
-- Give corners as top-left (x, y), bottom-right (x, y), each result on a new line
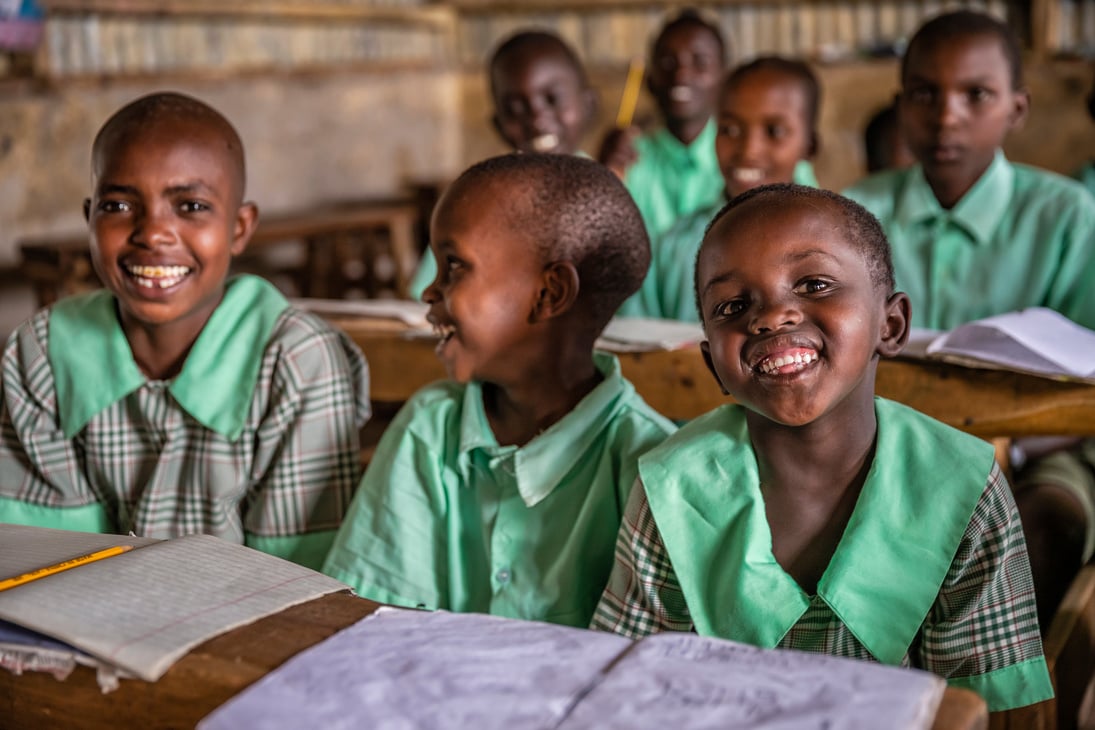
top-left (0, 524), bottom-right (157, 577)
top-left (290, 297), bottom-right (431, 328)
top-left (198, 606), bottom-right (631, 730)
top-left (925, 307), bottom-right (1095, 382)
top-left (559, 633), bottom-right (946, 730)
top-left (0, 531), bottom-right (348, 682)
top-left (597, 316), bottom-right (705, 352)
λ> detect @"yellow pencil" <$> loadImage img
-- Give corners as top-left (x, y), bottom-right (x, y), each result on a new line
top-left (615, 57), bottom-right (645, 129)
top-left (0, 544), bottom-right (134, 592)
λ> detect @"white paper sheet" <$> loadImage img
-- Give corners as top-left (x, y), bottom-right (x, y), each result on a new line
top-left (596, 316), bottom-right (705, 352)
top-left (290, 297), bottom-right (431, 328)
top-left (559, 632), bottom-right (945, 730)
top-left (199, 607), bottom-right (631, 730)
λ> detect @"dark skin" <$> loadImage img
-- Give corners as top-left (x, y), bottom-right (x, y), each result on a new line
top-left (422, 176), bottom-right (603, 447)
top-left (84, 108), bottom-right (257, 380)
top-left (696, 195), bottom-right (910, 593)
top-left (598, 21), bottom-right (724, 178)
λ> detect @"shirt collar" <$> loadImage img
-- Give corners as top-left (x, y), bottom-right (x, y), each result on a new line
top-left (456, 352), bottom-right (631, 507)
top-left (642, 398), bottom-right (992, 663)
top-left (650, 118), bottom-right (717, 169)
top-left (49, 275), bottom-right (288, 440)
top-left (792, 159), bottom-right (819, 188)
top-left (894, 149), bottom-right (1013, 245)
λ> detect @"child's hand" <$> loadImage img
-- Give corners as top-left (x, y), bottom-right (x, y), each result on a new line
top-left (598, 127), bottom-right (640, 179)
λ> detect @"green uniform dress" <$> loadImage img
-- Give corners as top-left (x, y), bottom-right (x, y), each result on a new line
top-left (843, 150), bottom-right (1095, 331)
top-left (0, 275), bottom-right (371, 569)
top-left (592, 398), bottom-right (1053, 713)
top-left (638, 160), bottom-right (820, 321)
top-left (323, 352), bottom-right (675, 627)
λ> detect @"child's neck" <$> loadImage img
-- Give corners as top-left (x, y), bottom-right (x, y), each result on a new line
top-left (666, 115), bottom-right (709, 146)
top-left (120, 313), bottom-right (210, 381)
top-left (482, 349), bottom-right (601, 448)
top-left (926, 158), bottom-right (993, 210)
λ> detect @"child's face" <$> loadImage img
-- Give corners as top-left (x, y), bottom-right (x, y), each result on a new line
top-left (492, 48), bottom-right (595, 155)
top-left (422, 179), bottom-right (550, 384)
top-left (899, 32), bottom-right (1027, 195)
top-left (648, 23), bottom-right (724, 127)
top-left (84, 118), bottom-right (256, 336)
top-left (696, 197), bottom-right (906, 428)
top-left (716, 70), bottom-right (813, 199)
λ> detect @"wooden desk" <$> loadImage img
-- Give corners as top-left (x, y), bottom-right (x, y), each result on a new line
top-left (332, 316), bottom-right (1095, 440)
top-left (0, 590), bottom-right (986, 730)
top-left (18, 200), bottom-right (420, 306)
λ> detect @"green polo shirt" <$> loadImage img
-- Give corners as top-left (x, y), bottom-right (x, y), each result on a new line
top-left (844, 151), bottom-right (1095, 330)
top-left (1073, 161), bottom-right (1095, 200)
top-left (322, 352), bottom-right (675, 627)
top-left (636, 160), bottom-right (820, 321)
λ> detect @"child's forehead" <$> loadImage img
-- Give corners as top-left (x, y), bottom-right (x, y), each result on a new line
top-left (496, 42), bottom-right (581, 81)
top-left (904, 31), bottom-right (1009, 78)
top-left (654, 21), bottom-right (722, 55)
top-left (723, 69), bottom-right (808, 104)
top-left (712, 196), bottom-right (851, 254)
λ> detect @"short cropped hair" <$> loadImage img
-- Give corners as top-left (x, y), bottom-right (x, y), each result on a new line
top-left (454, 153), bottom-right (650, 330)
top-left (92, 91), bottom-right (247, 196)
top-left (724, 56), bottom-right (820, 155)
top-left (488, 30), bottom-right (589, 98)
top-left (653, 7), bottom-right (729, 66)
top-left (902, 10), bottom-right (1023, 90)
top-left (695, 184), bottom-right (895, 317)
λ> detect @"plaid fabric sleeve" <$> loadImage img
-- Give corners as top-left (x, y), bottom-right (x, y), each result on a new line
top-left (917, 461), bottom-right (1046, 680)
top-left (590, 477), bottom-right (694, 637)
top-left (243, 311), bottom-right (371, 538)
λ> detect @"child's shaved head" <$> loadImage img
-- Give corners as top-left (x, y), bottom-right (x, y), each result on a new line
top-left (902, 10), bottom-right (1023, 90)
top-left (91, 92), bottom-right (247, 203)
top-left (452, 153), bottom-right (650, 329)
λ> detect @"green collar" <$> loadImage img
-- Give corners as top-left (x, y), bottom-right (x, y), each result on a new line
top-left (650, 118), bottom-right (718, 169)
top-left (640, 398), bottom-right (993, 664)
top-left (456, 352), bottom-right (631, 507)
top-left (792, 159), bottom-right (819, 187)
top-left (895, 149), bottom-right (1013, 245)
top-left (49, 275), bottom-right (289, 441)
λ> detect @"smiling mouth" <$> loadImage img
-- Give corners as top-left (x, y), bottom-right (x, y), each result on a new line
top-left (669, 86), bottom-right (693, 103)
top-left (731, 167), bottom-right (764, 184)
top-left (530, 133), bottom-right (559, 152)
top-left (124, 264), bottom-right (192, 289)
top-left (432, 322), bottom-right (456, 354)
top-left (756, 349), bottom-right (819, 376)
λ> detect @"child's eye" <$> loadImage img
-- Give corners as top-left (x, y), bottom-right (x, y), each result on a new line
top-left (718, 123), bottom-right (742, 139)
top-left (967, 87), bottom-right (993, 103)
top-left (178, 201), bottom-right (210, 214)
top-left (795, 279), bottom-right (831, 294)
top-left (714, 299), bottom-right (747, 318)
top-left (766, 124), bottom-right (788, 140)
top-left (905, 87), bottom-right (935, 105)
top-left (98, 200), bottom-right (129, 214)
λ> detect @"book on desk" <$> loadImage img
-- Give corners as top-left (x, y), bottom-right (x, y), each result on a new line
top-left (0, 524), bottom-right (347, 685)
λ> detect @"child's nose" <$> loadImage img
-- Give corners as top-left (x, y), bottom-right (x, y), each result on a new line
top-left (748, 299), bottom-right (801, 333)
top-left (936, 93), bottom-right (967, 127)
top-left (131, 208), bottom-right (176, 247)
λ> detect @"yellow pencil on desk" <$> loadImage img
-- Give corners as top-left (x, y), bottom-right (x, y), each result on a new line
top-left (0, 544), bottom-right (134, 592)
top-left (615, 57), bottom-right (645, 129)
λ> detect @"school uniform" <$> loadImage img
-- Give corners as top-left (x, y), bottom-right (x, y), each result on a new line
top-left (592, 398), bottom-right (1053, 713)
top-left (322, 352), bottom-right (676, 627)
top-left (1072, 161), bottom-right (1095, 199)
top-left (638, 160), bottom-right (820, 321)
top-left (843, 150), bottom-right (1095, 330)
top-left (0, 275), bottom-right (371, 570)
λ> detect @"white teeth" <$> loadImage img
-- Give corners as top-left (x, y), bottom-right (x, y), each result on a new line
top-left (758, 351), bottom-right (818, 375)
top-left (126, 264), bottom-right (190, 279)
top-left (531, 133), bottom-right (558, 152)
top-left (432, 323), bottom-right (456, 341)
top-left (733, 168), bottom-right (764, 183)
top-left (669, 86), bottom-right (693, 102)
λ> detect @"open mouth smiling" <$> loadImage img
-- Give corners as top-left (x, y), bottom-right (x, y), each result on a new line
top-left (124, 264), bottom-right (192, 289)
top-left (753, 347), bottom-right (819, 376)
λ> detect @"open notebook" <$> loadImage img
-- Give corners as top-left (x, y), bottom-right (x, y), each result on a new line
top-left (902, 307), bottom-right (1095, 383)
top-left (200, 607), bottom-right (946, 730)
top-left (0, 524), bottom-right (347, 683)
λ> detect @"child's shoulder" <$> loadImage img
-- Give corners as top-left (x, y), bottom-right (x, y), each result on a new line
top-left (841, 166), bottom-right (912, 213)
top-left (1010, 161), bottom-right (1095, 216)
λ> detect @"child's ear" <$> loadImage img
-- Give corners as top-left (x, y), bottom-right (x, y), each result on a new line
top-left (877, 291), bottom-right (911, 358)
top-left (700, 340), bottom-right (730, 395)
top-left (230, 202), bottom-right (259, 257)
top-left (532, 260), bottom-right (580, 321)
top-left (1008, 88), bottom-right (1031, 131)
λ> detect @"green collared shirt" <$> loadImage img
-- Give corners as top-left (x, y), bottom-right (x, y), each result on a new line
top-left (625, 119), bottom-right (724, 242)
top-left (0, 275), bottom-right (371, 569)
top-left (592, 398), bottom-right (1053, 713)
top-left (1073, 161), bottom-right (1095, 199)
top-left (632, 160), bottom-right (820, 321)
top-left (323, 352), bottom-right (675, 627)
top-left (844, 151), bottom-right (1095, 330)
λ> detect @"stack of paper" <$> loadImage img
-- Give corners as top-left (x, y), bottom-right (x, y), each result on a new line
top-left (597, 316), bottom-right (705, 353)
top-left (200, 607), bottom-right (946, 730)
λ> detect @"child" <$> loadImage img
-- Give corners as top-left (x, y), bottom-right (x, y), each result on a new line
top-left (863, 100), bottom-right (914, 174)
top-left (599, 8), bottom-right (727, 248)
top-left (0, 92), bottom-right (371, 570)
top-left (592, 184), bottom-right (1053, 714)
top-left (639, 56), bottom-right (821, 321)
top-left (323, 153), bottom-right (676, 627)
top-left (407, 30), bottom-right (597, 301)
top-left (842, 10), bottom-right (1095, 628)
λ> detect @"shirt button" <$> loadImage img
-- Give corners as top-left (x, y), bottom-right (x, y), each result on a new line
top-left (495, 568), bottom-right (511, 584)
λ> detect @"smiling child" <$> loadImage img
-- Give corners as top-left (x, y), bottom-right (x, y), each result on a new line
top-left (324, 153), bottom-right (675, 627)
top-left (0, 92), bottom-right (371, 569)
top-left (592, 184), bottom-right (1052, 715)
